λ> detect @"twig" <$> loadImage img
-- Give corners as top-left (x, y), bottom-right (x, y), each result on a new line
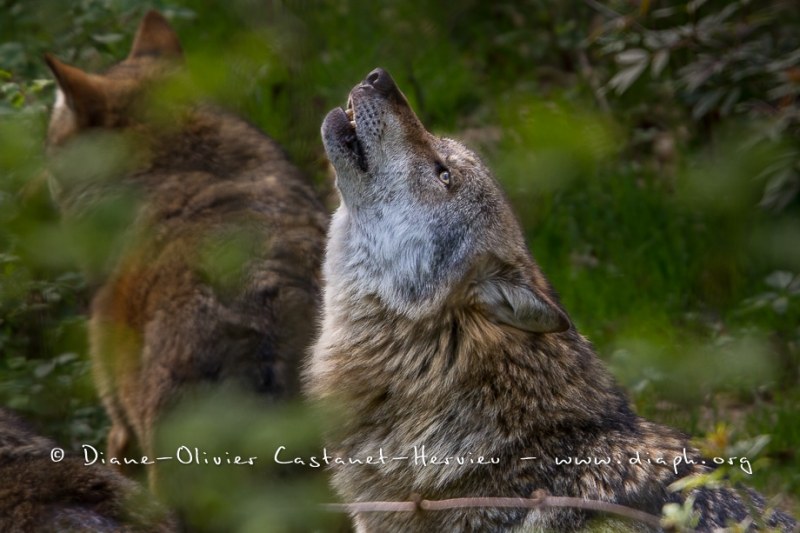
top-left (583, 0), bottom-right (648, 32)
top-left (583, 0), bottom-right (626, 20)
top-left (323, 491), bottom-right (671, 530)
top-left (577, 48), bottom-right (610, 113)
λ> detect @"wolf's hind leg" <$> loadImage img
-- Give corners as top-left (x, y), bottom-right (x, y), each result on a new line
top-left (107, 421), bottom-right (133, 467)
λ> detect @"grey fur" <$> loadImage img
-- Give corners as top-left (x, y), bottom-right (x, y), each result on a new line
top-left (306, 68), bottom-right (797, 532)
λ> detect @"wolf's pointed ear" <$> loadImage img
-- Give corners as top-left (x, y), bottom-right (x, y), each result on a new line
top-left (474, 260), bottom-right (570, 334)
top-left (129, 10), bottom-right (182, 59)
top-left (44, 54), bottom-right (105, 121)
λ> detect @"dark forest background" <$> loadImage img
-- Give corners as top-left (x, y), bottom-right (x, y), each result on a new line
top-left (1, 0), bottom-right (798, 528)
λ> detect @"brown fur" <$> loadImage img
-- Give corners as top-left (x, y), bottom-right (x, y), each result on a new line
top-left (45, 11), bottom-right (328, 492)
top-left (0, 408), bottom-right (177, 532)
top-left (307, 68), bottom-right (796, 532)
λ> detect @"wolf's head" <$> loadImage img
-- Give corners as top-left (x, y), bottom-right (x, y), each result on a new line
top-left (45, 10), bottom-right (182, 149)
top-left (41, 11), bottom-right (184, 274)
top-left (321, 68), bottom-right (570, 333)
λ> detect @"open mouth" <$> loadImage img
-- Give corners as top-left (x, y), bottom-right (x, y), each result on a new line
top-left (322, 98), bottom-right (368, 173)
top-left (345, 95), bottom-right (355, 127)
top-left (337, 96), bottom-right (367, 172)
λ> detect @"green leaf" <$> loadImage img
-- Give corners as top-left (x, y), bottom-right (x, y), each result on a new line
top-left (608, 60), bottom-right (648, 95)
top-left (34, 361), bottom-right (55, 378)
top-left (765, 271), bottom-right (795, 290)
top-left (691, 88), bottom-right (723, 119)
top-left (30, 79), bottom-right (54, 93)
top-left (651, 49), bottom-right (669, 77)
top-left (92, 33), bottom-right (124, 45)
top-left (668, 469), bottom-right (725, 493)
top-left (616, 48), bottom-right (649, 65)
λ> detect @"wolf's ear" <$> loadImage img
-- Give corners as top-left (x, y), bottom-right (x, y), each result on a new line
top-left (129, 10), bottom-right (182, 59)
top-left (474, 262), bottom-right (570, 334)
top-left (44, 54), bottom-right (105, 122)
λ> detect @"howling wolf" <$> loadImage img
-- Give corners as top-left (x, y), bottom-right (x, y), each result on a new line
top-left (45, 11), bottom-right (328, 492)
top-left (306, 67), bottom-right (797, 532)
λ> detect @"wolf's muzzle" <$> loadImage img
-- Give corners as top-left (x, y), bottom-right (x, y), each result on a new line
top-left (360, 67), bottom-right (405, 104)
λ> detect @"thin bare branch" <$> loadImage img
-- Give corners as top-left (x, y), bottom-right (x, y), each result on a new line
top-left (577, 48), bottom-right (611, 113)
top-left (583, 0), bottom-right (648, 32)
top-left (323, 491), bottom-right (672, 530)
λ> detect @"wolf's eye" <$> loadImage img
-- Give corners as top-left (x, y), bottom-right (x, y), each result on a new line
top-left (438, 169), bottom-right (451, 186)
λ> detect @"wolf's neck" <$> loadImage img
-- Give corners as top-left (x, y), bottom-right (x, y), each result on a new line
top-left (145, 107), bottom-right (288, 180)
top-left (312, 282), bottom-right (634, 437)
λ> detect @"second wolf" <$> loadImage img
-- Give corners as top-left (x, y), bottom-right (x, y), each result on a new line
top-left (45, 11), bottom-right (328, 490)
top-left (306, 68), bottom-right (797, 532)
top-left (0, 409), bottom-right (177, 532)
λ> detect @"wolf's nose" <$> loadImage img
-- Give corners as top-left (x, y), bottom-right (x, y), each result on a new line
top-left (365, 68), bottom-right (397, 96)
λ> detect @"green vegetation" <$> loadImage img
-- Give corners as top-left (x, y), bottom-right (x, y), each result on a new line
top-left (1, 0), bottom-right (798, 526)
